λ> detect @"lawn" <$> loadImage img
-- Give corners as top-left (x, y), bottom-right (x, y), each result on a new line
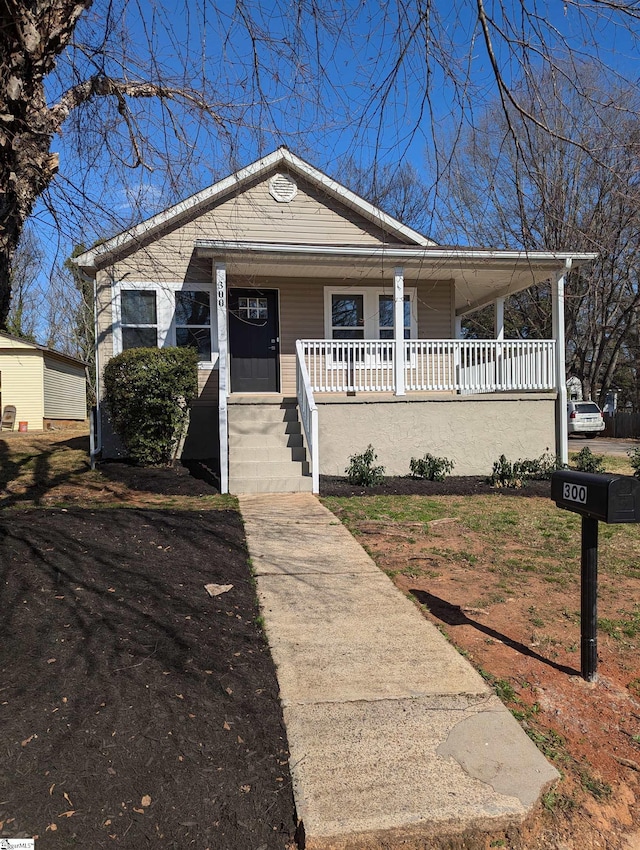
top-left (0, 430), bottom-right (296, 849)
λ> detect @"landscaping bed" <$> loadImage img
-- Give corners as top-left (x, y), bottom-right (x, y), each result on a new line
top-left (0, 507), bottom-right (296, 848)
top-left (321, 474), bottom-right (551, 498)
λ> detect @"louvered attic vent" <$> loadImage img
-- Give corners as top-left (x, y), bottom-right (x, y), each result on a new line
top-left (269, 173), bottom-right (298, 202)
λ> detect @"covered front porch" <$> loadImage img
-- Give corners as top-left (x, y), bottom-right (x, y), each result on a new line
top-left (195, 241), bottom-right (596, 494)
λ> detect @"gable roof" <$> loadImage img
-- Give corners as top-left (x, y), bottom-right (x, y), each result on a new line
top-left (0, 332), bottom-right (87, 367)
top-left (76, 148), bottom-right (435, 270)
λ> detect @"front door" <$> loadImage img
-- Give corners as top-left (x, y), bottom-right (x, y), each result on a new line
top-left (228, 288), bottom-right (280, 393)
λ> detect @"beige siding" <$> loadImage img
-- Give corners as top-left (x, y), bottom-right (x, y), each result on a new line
top-left (0, 349), bottom-right (44, 429)
top-left (416, 279), bottom-right (454, 338)
top-left (104, 172), bottom-right (406, 283)
top-left (43, 355), bottom-right (87, 419)
top-left (194, 368), bottom-right (219, 404)
top-left (96, 269), bottom-right (115, 397)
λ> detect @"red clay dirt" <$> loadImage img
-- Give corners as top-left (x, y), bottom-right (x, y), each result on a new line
top-left (329, 495), bottom-right (640, 850)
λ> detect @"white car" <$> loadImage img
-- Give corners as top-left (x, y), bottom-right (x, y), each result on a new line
top-left (567, 401), bottom-right (605, 438)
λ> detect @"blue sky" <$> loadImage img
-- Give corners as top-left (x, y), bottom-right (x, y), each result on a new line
top-left (28, 0), bottom-right (640, 334)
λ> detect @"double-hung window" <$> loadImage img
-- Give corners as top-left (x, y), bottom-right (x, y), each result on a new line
top-left (378, 294), bottom-right (411, 339)
top-left (331, 295), bottom-right (365, 339)
top-left (121, 291), bottom-right (158, 350)
top-left (175, 291), bottom-right (212, 360)
top-left (116, 284), bottom-right (216, 366)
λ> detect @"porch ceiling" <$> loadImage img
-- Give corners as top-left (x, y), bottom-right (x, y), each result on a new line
top-left (194, 241), bottom-right (597, 316)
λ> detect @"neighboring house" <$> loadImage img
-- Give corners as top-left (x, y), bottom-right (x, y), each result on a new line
top-left (0, 333), bottom-right (87, 431)
top-left (76, 148), bottom-right (596, 493)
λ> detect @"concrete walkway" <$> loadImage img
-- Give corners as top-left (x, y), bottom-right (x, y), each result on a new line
top-left (239, 494), bottom-right (559, 850)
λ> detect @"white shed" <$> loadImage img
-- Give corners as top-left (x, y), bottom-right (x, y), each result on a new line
top-left (0, 333), bottom-right (87, 431)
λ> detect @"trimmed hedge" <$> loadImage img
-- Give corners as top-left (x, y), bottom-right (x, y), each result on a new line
top-left (104, 347), bottom-right (199, 465)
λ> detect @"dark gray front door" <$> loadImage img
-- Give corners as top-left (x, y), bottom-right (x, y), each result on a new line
top-left (228, 288), bottom-right (280, 393)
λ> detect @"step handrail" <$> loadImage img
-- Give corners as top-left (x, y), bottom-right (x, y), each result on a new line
top-left (296, 340), bottom-right (319, 494)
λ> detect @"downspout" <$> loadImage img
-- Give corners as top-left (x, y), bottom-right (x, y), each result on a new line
top-left (76, 265), bottom-right (101, 464)
top-left (553, 259), bottom-right (571, 466)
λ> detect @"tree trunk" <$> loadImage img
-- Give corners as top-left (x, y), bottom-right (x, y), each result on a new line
top-left (0, 0), bottom-right (92, 327)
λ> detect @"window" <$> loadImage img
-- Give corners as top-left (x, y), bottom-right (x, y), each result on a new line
top-left (175, 291), bottom-right (212, 360)
top-left (325, 288), bottom-right (416, 340)
top-left (115, 283), bottom-right (217, 365)
top-left (121, 291), bottom-right (158, 350)
top-left (331, 295), bottom-right (364, 339)
top-left (237, 296), bottom-right (268, 320)
top-left (378, 295), bottom-right (411, 339)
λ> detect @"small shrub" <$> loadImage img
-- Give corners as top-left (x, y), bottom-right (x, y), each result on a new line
top-left (572, 446), bottom-right (605, 474)
top-left (489, 454), bottom-right (526, 489)
top-left (518, 452), bottom-right (561, 480)
top-left (628, 447), bottom-right (640, 478)
top-left (489, 452), bottom-right (562, 488)
top-left (409, 453), bottom-right (455, 481)
top-left (104, 346), bottom-right (199, 465)
top-left (345, 445), bottom-right (385, 486)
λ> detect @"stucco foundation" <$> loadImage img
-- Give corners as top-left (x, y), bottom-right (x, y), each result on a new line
top-left (317, 393), bottom-right (557, 477)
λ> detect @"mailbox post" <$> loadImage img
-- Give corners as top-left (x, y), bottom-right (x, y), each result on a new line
top-left (551, 470), bottom-right (640, 682)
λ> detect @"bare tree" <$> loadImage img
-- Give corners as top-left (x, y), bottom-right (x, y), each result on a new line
top-left (5, 225), bottom-right (44, 341)
top-left (437, 69), bottom-right (640, 405)
top-left (3, 1), bottom-right (640, 329)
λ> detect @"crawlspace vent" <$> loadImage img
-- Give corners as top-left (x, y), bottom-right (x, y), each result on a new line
top-left (269, 173), bottom-right (298, 203)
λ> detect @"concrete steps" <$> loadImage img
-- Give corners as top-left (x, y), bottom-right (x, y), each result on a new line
top-left (228, 399), bottom-right (313, 494)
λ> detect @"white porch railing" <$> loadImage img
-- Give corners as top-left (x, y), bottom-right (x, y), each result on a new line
top-left (295, 340), bottom-right (319, 494)
top-left (299, 339), bottom-right (556, 394)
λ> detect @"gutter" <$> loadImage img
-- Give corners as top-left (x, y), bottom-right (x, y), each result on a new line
top-left (193, 240), bottom-right (599, 265)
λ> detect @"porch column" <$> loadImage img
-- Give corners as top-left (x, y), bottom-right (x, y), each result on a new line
top-left (552, 260), bottom-right (571, 466)
top-left (216, 261), bottom-right (229, 494)
top-left (495, 297), bottom-right (505, 388)
top-left (454, 315), bottom-right (463, 339)
top-left (394, 266), bottom-right (405, 396)
top-left (494, 297), bottom-right (505, 340)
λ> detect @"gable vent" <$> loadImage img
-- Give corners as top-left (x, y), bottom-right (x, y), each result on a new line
top-left (269, 173), bottom-right (298, 203)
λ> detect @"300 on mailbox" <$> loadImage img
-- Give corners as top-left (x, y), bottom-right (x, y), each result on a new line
top-left (562, 482), bottom-right (587, 505)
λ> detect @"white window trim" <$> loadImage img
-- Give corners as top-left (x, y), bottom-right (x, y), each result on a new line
top-left (112, 281), bottom-right (219, 369)
top-left (323, 286), bottom-right (417, 339)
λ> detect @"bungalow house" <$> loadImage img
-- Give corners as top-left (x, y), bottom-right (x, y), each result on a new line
top-left (76, 148), bottom-right (596, 493)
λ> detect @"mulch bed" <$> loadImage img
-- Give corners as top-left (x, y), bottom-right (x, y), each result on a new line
top-left (320, 475), bottom-right (552, 498)
top-left (98, 459), bottom-right (220, 496)
top-left (0, 508), bottom-right (296, 849)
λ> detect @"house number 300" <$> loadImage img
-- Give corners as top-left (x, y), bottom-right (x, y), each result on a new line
top-left (563, 482), bottom-right (587, 504)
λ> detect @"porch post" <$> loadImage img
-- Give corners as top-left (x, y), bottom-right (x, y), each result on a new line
top-left (216, 261), bottom-right (229, 494)
top-left (552, 260), bottom-right (571, 466)
top-left (394, 266), bottom-right (405, 396)
top-left (495, 297), bottom-right (505, 388)
top-left (494, 297), bottom-right (505, 340)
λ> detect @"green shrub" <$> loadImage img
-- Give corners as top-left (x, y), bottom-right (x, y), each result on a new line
top-left (103, 347), bottom-right (199, 465)
top-left (489, 454), bottom-right (526, 489)
top-left (518, 452), bottom-right (561, 480)
top-left (409, 453), bottom-right (455, 481)
top-left (345, 445), bottom-right (385, 486)
top-left (488, 452), bottom-right (561, 488)
top-left (628, 447), bottom-right (640, 478)
top-left (572, 446), bottom-right (605, 474)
